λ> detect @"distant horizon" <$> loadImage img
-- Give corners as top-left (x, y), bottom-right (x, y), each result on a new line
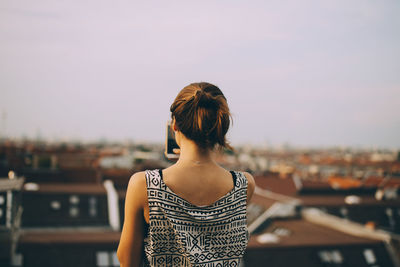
top-left (1, 133), bottom-right (399, 151)
top-left (1, 1), bottom-right (399, 149)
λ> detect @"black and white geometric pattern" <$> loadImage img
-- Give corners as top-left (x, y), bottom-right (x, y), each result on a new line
top-left (143, 169), bottom-right (249, 266)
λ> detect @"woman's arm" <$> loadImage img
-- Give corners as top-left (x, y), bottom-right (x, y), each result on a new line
top-left (117, 171), bottom-right (147, 267)
top-left (243, 172), bottom-right (256, 204)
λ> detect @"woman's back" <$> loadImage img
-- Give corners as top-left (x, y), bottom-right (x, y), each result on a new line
top-left (161, 164), bottom-right (236, 207)
top-left (143, 168), bottom-right (249, 266)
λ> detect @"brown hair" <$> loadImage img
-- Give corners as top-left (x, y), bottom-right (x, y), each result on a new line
top-left (170, 82), bottom-right (233, 150)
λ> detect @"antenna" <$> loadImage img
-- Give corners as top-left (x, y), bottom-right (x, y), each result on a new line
top-left (1, 110), bottom-right (7, 138)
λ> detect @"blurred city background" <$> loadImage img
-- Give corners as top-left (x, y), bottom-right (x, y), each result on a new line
top-left (1, 0), bottom-right (399, 266)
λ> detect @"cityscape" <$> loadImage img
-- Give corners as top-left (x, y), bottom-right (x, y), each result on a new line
top-left (1, 137), bottom-right (399, 266)
top-left (1, 1), bottom-right (399, 266)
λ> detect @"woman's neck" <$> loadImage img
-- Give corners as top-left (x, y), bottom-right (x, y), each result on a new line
top-left (176, 139), bottom-right (215, 167)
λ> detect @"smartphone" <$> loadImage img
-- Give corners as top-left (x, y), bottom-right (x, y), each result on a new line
top-left (165, 121), bottom-right (180, 160)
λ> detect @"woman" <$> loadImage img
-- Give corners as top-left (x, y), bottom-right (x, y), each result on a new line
top-left (117, 82), bottom-right (255, 266)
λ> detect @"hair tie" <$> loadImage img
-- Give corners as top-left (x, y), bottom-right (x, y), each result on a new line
top-left (194, 90), bottom-right (219, 109)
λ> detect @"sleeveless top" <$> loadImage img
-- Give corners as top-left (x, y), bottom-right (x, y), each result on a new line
top-left (143, 169), bottom-right (250, 267)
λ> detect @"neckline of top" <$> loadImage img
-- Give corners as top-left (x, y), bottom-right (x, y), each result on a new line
top-left (157, 169), bottom-right (237, 208)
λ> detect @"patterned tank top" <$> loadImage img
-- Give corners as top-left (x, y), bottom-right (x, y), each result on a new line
top-left (143, 169), bottom-right (250, 267)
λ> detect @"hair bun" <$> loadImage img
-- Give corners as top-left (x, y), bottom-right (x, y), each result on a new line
top-left (195, 90), bottom-right (219, 109)
top-left (170, 82), bottom-right (232, 150)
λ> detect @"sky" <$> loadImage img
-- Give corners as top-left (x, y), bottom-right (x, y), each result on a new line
top-left (1, 0), bottom-right (399, 149)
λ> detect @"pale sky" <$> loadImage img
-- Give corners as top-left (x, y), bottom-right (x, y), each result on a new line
top-left (1, 0), bottom-right (399, 148)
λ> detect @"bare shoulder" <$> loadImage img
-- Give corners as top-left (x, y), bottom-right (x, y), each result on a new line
top-left (128, 171), bottom-right (146, 186)
top-left (242, 171), bottom-right (256, 203)
top-left (126, 171), bottom-right (147, 208)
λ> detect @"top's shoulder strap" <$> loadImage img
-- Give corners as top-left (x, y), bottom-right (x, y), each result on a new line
top-left (234, 171), bottom-right (248, 189)
top-left (229, 170), bottom-right (237, 187)
top-left (145, 169), bottom-right (162, 190)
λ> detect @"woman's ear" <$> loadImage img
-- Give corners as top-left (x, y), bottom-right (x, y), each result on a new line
top-left (172, 118), bottom-right (178, 132)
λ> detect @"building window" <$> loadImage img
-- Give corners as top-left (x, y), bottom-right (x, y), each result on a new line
top-left (96, 251), bottom-right (120, 267)
top-left (96, 251), bottom-right (109, 267)
top-left (11, 252), bottom-right (23, 267)
top-left (69, 194), bottom-right (80, 218)
top-left (89, 196), bottom-right (98, 217)
top-left (69, 207), bottom-right (79, 217)
top-left (111, 252), bottom-right (119, 266)
top-left (318, 249), bottom-right (344, 265)
top-left (363, 249), bottom-right (377, 265)
top-left (50, 200), bottom-right (61, 210)
top-left (69, 195), bottom-right (80, 205)
top-left (339, 207), bottom-right (349, 219)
